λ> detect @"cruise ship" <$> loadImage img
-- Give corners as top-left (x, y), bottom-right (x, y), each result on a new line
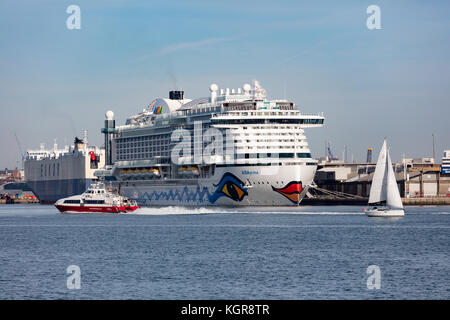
top-left (25, 138), bottom-right (105, 203)
top-left (96, 81), bottom-right (324, 206)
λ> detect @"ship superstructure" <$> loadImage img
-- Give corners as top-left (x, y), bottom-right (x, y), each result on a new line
top-left (442, 150), bottom-right (450, 174)
top-left (25, 138), bottom-right (105, 203)
top-left (97, 81), bottom-right (324, 206)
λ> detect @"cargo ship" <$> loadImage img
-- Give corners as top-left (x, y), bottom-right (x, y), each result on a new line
top-left (24, 138), bottom-right (105, 203)
top-left (95, 80), bottom-right (325, 206)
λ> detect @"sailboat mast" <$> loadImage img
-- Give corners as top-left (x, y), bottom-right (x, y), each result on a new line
top-left (385, 147), bottom-right (391, 200)
top-left (368, 139), bottom-right (388, 205)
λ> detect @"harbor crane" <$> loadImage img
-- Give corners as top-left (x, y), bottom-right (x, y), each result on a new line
top-left (327, 142), bottom-right (338, 161)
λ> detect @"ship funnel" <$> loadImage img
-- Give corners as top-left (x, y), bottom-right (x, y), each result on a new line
top-left (169, 91), bottom-right (184, 100)
top-left (366, 148), bottom-right (373, 163)
top-left (74, 137), bottom-right (84, 151)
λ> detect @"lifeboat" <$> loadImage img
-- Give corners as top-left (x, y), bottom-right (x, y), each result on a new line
top-left (120, 169), bottom-right (132, 180)
top-left (54, 182), bottom-right (140, 213)
top-left (178, 166), bottom-right (199, 176)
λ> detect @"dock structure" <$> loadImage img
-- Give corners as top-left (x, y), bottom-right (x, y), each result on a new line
top-left (0, 198), bottom-right (39, 204)
top-left (0, 180), bottom-right (38, 204)
top-left (308, 158), bottom-right (450, 205)
top-left (402, 197), bottom-right (450, 205)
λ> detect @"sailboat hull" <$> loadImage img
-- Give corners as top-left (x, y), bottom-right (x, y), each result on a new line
top-left (364, 208), bottom-right (405, 217)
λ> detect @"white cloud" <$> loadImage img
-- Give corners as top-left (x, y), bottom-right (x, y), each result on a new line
top-left (134, 35), bottom-right (245, 61)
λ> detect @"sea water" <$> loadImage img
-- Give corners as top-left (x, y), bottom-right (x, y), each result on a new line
top-left (0, 204), bottom-right (449, 299)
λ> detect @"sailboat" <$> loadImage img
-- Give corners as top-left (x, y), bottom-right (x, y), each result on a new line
top-left (364, 139), bottom-right (405, 217)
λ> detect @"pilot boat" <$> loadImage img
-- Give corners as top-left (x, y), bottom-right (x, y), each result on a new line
top-left (54, 182), bottom-right (140, 213)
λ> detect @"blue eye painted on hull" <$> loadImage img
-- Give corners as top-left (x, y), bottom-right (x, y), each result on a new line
top-left (209, 173), bottom-right (248, 203)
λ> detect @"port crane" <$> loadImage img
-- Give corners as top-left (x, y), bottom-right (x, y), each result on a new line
top-left (327, 142), bottom-right (339, 161)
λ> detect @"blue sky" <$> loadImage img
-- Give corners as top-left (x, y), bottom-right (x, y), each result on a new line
top-left (1, 0), bottom-right (449, 168)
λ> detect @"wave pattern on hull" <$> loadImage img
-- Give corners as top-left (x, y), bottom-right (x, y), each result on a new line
top-left (132, 173), bottom-right (249, 205)
top-left (135, 186), bottom-right (212, 205)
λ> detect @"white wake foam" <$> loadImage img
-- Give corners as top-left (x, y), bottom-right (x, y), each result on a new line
top-left (127, 206), bottom-right (225, 215)
top-left (125, 206), bottom-right (366, 215)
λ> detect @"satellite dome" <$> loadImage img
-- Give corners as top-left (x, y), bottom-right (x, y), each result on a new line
top-left (106, 110), bottom-right (114, 120)
top-left (209, 83), bottom-right (219, 92)
top-left (243, 83), bottom-right (251, 92)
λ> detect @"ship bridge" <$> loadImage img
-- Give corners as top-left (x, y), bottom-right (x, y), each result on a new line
top-left (210, 110), bottom-right (324, 128)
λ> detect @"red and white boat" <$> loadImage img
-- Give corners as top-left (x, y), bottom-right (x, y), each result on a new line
top-left (55, 182), bottom-right (140, 213)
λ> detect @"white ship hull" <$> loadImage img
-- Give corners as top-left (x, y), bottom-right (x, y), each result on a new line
top-left (26, 178), bottom-right (96, 203)
top-left (364, 208), bottom-right (405, 217)
top-left (117, 164), bottom-right (316, 206)
top-left (24, 141), bottom-right (104, 203)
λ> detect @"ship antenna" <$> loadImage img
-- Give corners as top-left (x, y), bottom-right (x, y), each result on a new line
top-left (83, 130), bottom-right (88, 145)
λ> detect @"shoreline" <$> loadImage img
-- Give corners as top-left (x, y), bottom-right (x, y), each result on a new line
top-left (303, 197), bottom-right (450, 206)
top-left (1, 199), bottom-right (450, 206)
top-left (0, 199), bottom-right (39, 204)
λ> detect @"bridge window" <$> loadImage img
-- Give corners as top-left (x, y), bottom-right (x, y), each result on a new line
top-left (297, 153), bottom-right (312, 158)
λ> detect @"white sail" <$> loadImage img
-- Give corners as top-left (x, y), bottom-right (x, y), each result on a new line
top-left (368, 140), bottom-right (387, 204)
top-left (386, 151), bottom-right (403, 209)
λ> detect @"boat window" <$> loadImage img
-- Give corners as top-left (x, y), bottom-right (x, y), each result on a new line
top-left (85, 200), bottom-right (105, 204)
top-left (64, 199), bottom-right (81, 204)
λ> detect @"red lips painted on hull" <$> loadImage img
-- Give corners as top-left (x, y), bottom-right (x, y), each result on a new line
top-left (272, 181), bottom-right (303, 204)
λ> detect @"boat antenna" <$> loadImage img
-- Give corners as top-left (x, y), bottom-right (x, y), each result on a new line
top-left (83, 130), bottom-right (88, 145)
top-left (432, 133), bottom-right (436, 161)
